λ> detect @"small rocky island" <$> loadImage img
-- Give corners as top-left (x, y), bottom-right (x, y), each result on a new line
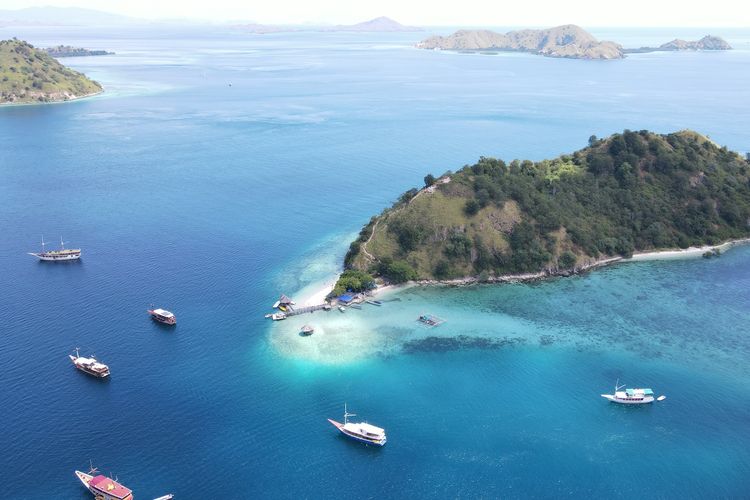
top-left (416, 25), bottom-right (624, 59)
top-left (338, 131), bottom-right (750, 288)
top-left (624, 35), bottom-right (732, 54)
top-left (44, 45), bottom-right (114, 57)
top-left (0, 39), bottom-right (102, 104)
top-left (417, 26), bottom-right (733, 60)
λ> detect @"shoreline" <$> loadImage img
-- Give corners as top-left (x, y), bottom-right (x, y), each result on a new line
top-left (417, 237), bottom-right (750, 287)
top-left (0, 89), bottom-right (103, 107)
top-left (626, 237), bottom-right (750, 261)
top-left (290, 237), bottom-right (750, 306)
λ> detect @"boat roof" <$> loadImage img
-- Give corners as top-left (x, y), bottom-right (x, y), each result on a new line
top-left (345, 422), bottom-right (384, 435)
top-left (626, 388), bottom-right (653, 396)
top-left (89, 475), bottom-right (132, 498)
top-left (153, 308), bottom-right (174, 317)
top-left (279, 294), bottom-right (293, 304)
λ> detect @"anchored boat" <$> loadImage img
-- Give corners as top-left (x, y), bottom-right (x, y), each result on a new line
top-left (75, 463), bottom-right (132, 500)
top-left (328, 404), bottom-right (387, 446)
top-left (601, 380), bottom-right (657, 404)
top-left (28, 236), bottom-right (81, 261)
top-left (148, 308), bottom-right (176, 325)
top-left (69, 348), bottom-right (110, 378)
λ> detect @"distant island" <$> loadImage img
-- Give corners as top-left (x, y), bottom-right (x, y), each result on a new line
top-left (327, 16), bottom-right (422, 32)
top-left (0, 39), bottom-right (102, 104)
top-left (416, 26), bottom-right (732, 60)
top-left (234, 16), bottom-right (422, 34)
top-left (416, 25), bottom-right (624, 59)
top-left (44, 45), bottom-right (114, 57)
top-left (624, 35), bottom-right (732, 54)
top-left (336, 130), bottom-right (750, 290)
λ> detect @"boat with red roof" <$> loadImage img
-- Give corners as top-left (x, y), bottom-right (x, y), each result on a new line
top-left (75, 464), bottom-right (133, 500)
top-left (148, 307), bottom-right (176, 325)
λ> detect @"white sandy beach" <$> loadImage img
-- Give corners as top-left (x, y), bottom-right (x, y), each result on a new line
top-left (627, 238), bottom-right (750, 261)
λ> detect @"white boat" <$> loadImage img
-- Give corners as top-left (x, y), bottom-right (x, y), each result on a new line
top-left (148, 307), bottom-right (176, 325)
top-left (338, 306), bottom-right (345, 313)
top-left (271, 312), bottom-right (286, 321)
top-left (153, 495), bottom-right (174, 500)
top-left (328, 404), bottom-right (386, 446)
top-left (69, 348), bottom-right (110, 378)
top-left (28, 236), bottom-right (81, 261)
top-left (601, 380), bottom-right (655, 404)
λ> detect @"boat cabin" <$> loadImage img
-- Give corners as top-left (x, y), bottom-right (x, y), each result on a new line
top-left (89, 474), bottom-right (133, 500)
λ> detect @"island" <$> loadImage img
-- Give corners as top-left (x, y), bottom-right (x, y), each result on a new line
top-left (624, 35), bottom-right (732, 54)
top-left (234, 16), bottom-right (422, 34)
top-left (416, 25), bottom-right (624, 59)
top-left (326, 16), bottom-right (422, 32)
top-left (44, 45), bottom-right (114, 57)
top-left (0, 39), bottom-right (102, 104)
top-left (337, 130), bottom-right (750, 290)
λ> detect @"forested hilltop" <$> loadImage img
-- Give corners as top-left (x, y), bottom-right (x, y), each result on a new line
top-left (343, 130), bottom-right (750, 284)
top-left (0, 39), bottom-right (102, 104)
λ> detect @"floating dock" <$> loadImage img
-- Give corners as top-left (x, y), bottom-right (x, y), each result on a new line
top-left (417, 314), bottom-right (445, 327)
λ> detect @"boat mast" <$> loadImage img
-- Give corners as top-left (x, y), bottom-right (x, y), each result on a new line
top-left (344, 403), bottom-right (356, 425)
top-left (41, 235), bottom-right (46, 253)
top-left (60, 236), bottom-right (65, 250)
top-left (615, 378), bottom-right (625, 392)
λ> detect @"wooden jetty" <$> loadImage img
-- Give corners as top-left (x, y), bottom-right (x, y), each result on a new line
top-left (285, 304), bottom-right (329, 316)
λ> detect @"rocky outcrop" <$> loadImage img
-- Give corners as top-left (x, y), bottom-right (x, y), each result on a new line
top-left (657, 35), bottom-right (731, 51)
top-left (624, 35), bottom-right (732, 54)
top-left (416, 24), bottom-right (624, 59)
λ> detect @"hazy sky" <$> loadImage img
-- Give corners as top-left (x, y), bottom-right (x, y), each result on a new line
top-left (2, 0), bottom-right (749, 26)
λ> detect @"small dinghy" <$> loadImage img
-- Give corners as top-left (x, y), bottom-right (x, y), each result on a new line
top-left (657, 395), bottom-right (667, 402)
top-left (301, 324), bottom-right (314, 336)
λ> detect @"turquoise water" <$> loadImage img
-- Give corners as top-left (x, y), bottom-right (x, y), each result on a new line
top-left (1, 25), bottom-right (749, 498)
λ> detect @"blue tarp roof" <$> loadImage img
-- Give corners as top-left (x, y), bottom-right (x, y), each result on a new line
top-left (338, 293), bottom-right (355, 303)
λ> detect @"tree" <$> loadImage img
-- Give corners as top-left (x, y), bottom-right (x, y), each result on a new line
top-left (558, 251), bottom-right (577, 269)
top-left (434, 260), bottom-right (453, 279)
top-left (588, 135), bottom-right (598, 147)
top-left (378, 259), bottom-right (417, 283)
top-left (331, 270), bottom-right (375, 297)
top-left (424, 174), bottom-right (436, 187)
top-left (464, 199), bottom-right (480, 216)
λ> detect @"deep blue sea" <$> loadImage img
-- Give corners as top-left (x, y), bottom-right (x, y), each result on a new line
top-left (1, 25), bottom-right (750, 498)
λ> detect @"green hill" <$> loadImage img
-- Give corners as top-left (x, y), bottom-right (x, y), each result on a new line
top-left (0, 38), bottom-right (102, 104)
top-left (344, 130), bottom-right (750, 283)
